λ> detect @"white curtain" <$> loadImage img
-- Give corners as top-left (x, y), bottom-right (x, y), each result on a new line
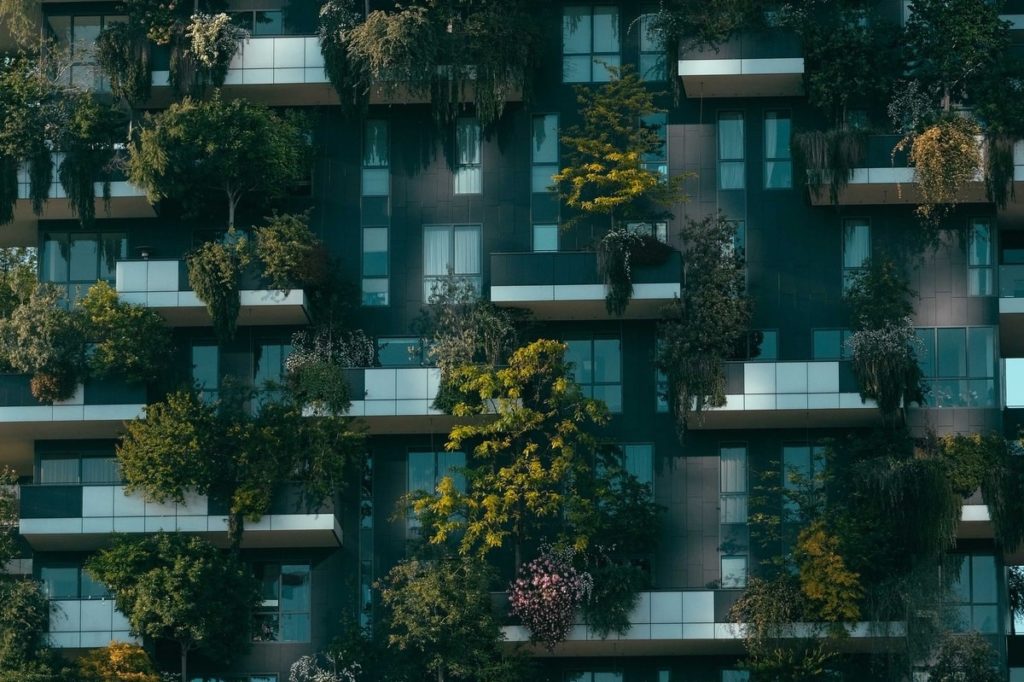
top-left (453, 227), bottom-right (480, 275)
top-left (423, 227), bottom-right (449, 277)
top-left (720, 446), bottom-right (747, 493)
top-left (843, 222), bottom-right (870, 268)
top-left (40, 458), bottom-right (79, 484)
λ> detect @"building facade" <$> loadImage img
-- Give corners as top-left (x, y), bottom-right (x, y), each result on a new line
top-left (5, 0), bottom-right (1024, 680)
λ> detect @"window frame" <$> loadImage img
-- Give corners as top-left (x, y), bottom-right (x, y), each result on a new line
top-left (253, 562), bottom-right (312, 643)
top-left (454, 118), bottom-right (482, 195)
top-left (422, 223), bottom-right (483, 302)
top-left (717, 112), bottom-right (745, 190)
top-left (638, 8), bottom-right (667, 82)
top-left (915, 326), bottom-right (997, 408)
top-left (564, 336), bottom-right (623, 413)
top-left (561, 5), bottom-right (622, 83)
top-left (763, 110), bottom-right (793, 190)
top-left (841, 218), bottom-right (871, 292)
top-left (968, 217), bottom-right (994, 297)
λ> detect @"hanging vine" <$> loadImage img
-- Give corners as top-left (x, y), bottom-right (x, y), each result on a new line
top-left (96, 21), bottom-right (153, 105)
top-left (792, 129), bottom-right (866, 205)
top-left (187, 232), bottom-right (251, 343)
top-left (894, 116), bottom-right (982, 223)
top-left (56, 95), bottom-right (124, 228)
top-left (596, 228), bottom-right (672, 316)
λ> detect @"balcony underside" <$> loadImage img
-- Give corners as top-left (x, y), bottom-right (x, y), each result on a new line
top-left (678, 58), bottom-right (804, 98)
top-left (120, 290), bottom-right (309, 326)
top-left (20, 514), bottom-right (342, 551)
top-left (809, 169), bottom-right (988, 206)
top-left (689, 398), bottom-right (882, 430)
top-left (0, 194), bottom-right (156, 248)
top-left (490, 284), bottom-right (679, 321)
top-left (0, 404), bottom-right (143, 442)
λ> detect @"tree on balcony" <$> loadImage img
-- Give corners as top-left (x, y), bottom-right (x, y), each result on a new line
top-left (86, 533), bottom-right (262, 682)
top-left (650, 0), bottom-right (763, 53)
top-left (128, 94), bottom-right (310, 229)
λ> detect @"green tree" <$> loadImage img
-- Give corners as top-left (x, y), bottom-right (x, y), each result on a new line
top-left (657, 214), bottom-right (749, 437)
top-left (117, 389), bottom-right (363, 548)
top-left (128, 94), bottom-right (309, 228)
top-left (379, 556), bottom-right (512, 682)
top-left (412, 339), bottom-right (608, 567)
top-left (554, 66), bottom-right (686, 231)
top-left (0, 578), bottom-right (52, 674)
top-left (86, 533), bottom-right (261, 682)
top-left (929, 632), bottom-right (1001, 682)
top-left (0, 247), bottom-right (36, 320)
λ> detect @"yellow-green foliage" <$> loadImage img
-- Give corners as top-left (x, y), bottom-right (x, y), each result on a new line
top-left (77, 642), bottom-right (160, 682)
top-left (901, 116), bottom-right (981, 220)
top-left (795, 520), bottom-right (863, 622)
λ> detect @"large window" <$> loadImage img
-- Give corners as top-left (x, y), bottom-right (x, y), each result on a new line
top-left (454, 118), bottom-right (482, 194)
top-left (842, 219), bottom-right (870, 291)
top-left (720, 444), bottom-right (748, 588)
top-left (619, 444), bottom-right (654, 491)
top-left (407, 451), bottom-right (466, 532)
top-left (718, 113), bottom-right (745, 190)
top-left (562, 6), bottom-right (621, 83)
top-left (40, 565), bottom-right (109, 600)
top-left (968, 218), bottom-right (994, 296)
top-left (422, 224), bottom-right (481, 301)
top-left (47, 14), bottom-right (125, 91)
top-left (781, 444), bottom-right (825, 522)
top-left (38, 455), bottom-right (120, 485)
top-left (916, 327), bottom-right (996, 407)
top-left (950, 554), bottom-right (999, 634)
top-left (532, 114), bottom-right (559, 252)
top-left (254, 563), bottom-right (311, 643)
top-left (639, 9), bottom-right (666, 81)
top-left (812, 328), bottom-right (852, 360)
top-left (763, 111), bottom-right (792, 189)
top-left (362, 120), bottom-right (390, 306)
top-left (565, 338), bottom-right (622, 413)
top-left (41, 231), bottom-right (127, 304)
top-left (641, 112), bottom-right (668, 179)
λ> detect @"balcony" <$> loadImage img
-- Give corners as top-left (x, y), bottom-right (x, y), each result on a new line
top-left (0, 376), bottom-right (145, 452)
top-left (19, 483), bottom-right (341, 551)
top-left (808, 135), bottom-right (988, 207)
top-left (677, 30), bottom-right (804, 98)
top-left (689, 361), bottom-right (881, 430)
top-left (0, 154), bottom-right (154, 249)
top-left (500, 590), bottom-right (905, 656)
top-left (48, 599), bottom-right (136, 650)
top-left (489, 251), bottom-right (682, 320)
top-left (149, 36), bottom-right (522, 107)
top-left (115, 259), bottom-right (309, 327)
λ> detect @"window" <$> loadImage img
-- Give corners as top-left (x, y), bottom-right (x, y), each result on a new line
top-left (362, 120), bottom-right (390, 306)
top-left (422, 224), bottom-right (481, 301)
top-left (721, 555), bottom-right (748, 589)
top-left (454, 118), bottom-right (482, 194)
top-left (38, 456), bottom-right (120, 485)
top-left (639, 10), bottom-right (666, 81)
top-left (253, 342), bottom-right (292, 410)
top-left (641, 112), bottom-right (668, 179)
top-left (763, 111), bottom-right (792, 189)
top-left (620, 444), bottom-right (654, 491)
top-left (359, 457), bottom-right (374, 628)
top-left (254, 563), bottom-right (311, 642)
top-left (968, 218), bottom-right (993, 296)
top-left (532, 114), bottom-right (560, 252)
top-left (950, 554), bottom-right (999, 634)
top-left (720, 446), bottom-right (747, 524)
top-left (916, 327), bottom-right (996, 407)
top-left (627, 221), bottom-right (668, 243)
top-left (812, 329), bottom-right (853, 360)
top-left (734, 330), bottom-right (778, 362)
top-left (407, 451), bottom-right (466, 532)
top-left (377, 337), bottom-right (428, 367)
top-left (41, 231), bottom-right (128, 304)
top-left (565, 338), bottom-right (623, 412)
top-left (40, 566), bottom-right (109, 600)
top-left (562, 6), bottom-right (621, 83)
top-left (782, 444), bottom-right (825, 521)
top-left (192, 344), bottom-right (220, 403)
top-left (718, 113), bottom-right (745, 190)
top-left (228, 9), bottom-right (284, 35)
top-left (842, 219), bottom-right (870, 291)
top-left (47, 14), bottom-right (126, 91)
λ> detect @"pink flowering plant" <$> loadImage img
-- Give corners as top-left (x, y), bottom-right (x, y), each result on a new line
top-left (508, 545), bottom-right (593, 650)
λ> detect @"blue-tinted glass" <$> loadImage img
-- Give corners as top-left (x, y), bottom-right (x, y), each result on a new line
top-left (253, 10), bottom-right (283, 35)
top-left (916, 329), bottom-right (935, 377)
top-left (565, 340), bottom-right (592, 384)
top-left (593, 339), bottom-right (621, 382)
top-left (41, 567), bottom-right (79, 599)
top-left (813, 330), bottom-right (840, 359)
top-left (972, 555), bottom-right (997, 603)
top-left (968, 327), bottom-right (994, 378)
top-left (937, 328), bottom-right (967, 377)
top-left (532, 115), bottom-right (558, 163)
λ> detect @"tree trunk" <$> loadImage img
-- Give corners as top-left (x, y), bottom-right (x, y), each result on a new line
top-left (180, 644), bottom-right (189, 682)
top-left (437, 668), bottom-right (444, 682)
top-left (227, 194), bottom-right (236, 230)
top-left (228, 509), bottom-right (245, 551)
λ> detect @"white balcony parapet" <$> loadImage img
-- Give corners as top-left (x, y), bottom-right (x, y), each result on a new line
top-left (48, 599), bottom-right (136, 649)
top-left (115, 259), bottom-right (309, 327)
top-left (0, 382), bottom-right (144, 440)
top-left (152, 36), bottom-right (328, 89)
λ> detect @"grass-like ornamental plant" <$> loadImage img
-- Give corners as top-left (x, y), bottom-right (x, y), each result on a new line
top-left (508, 546), bottom-right (593, 651)
top-left (596, 228), bottom-right (673, 317)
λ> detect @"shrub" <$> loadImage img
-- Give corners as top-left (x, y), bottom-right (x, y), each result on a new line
top-left (929, 631), bottom-right (1000, 682)
top-left (186, 12), bottom-right (248, 88)
top-left (187, 232), bottom-right (251, 343)
top-left (899, 116), bottom-right (982, 222)
top-left (508, 546), bottom-right (592, 651)
top-left (254, 212), bottom-right (323, 291)
top-left (80, 281), bottom-right (171, 385)
top-left (596, 228), bottom-right (672, 316)
top-left (580, 558), bottom-right (647, 639)
top-left (286, 328), bottom-right (375, 414)
top-left (847, 317), bottom-right (925, 425)
top-left (77, 641), bottom-right (160, 682)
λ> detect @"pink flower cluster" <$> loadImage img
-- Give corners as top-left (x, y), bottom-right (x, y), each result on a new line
top-left (508, 546), bottom-right (592, 650)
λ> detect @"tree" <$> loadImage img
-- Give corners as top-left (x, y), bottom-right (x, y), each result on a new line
top-left (379, 556), bottom-right (510, 682)
top-left (412, 339), bottom-right (609, 567)
top-left (76, 642), bottom-right (160, 682)
top-left (0, 247), bottom-right (36, 326)
top-left (554, 66), bottom-right (686, 232)
top-left (657, 214), bottom-right (749, 437)
top-left (128, 94), bottom-right (309, 228)
top-left (85, 533), bottom-right (262, 682)
top-left (117, 389), bottom-right (363, 548)
top-left (929, 632), bottom-right (1001, 682)
top-left (0, 576), bottom-right (52, 674)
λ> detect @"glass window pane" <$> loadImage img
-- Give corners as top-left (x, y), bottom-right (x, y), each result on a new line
top-left (408, 452), bottom-right (435, 494)
top-left (423, 227), bottom-right (450, 278)
top-left (563, 55), bottom-right (591, 82)
top-left (813, 330), bottom-right (840, 359)
top-left (971, 555), bottom-right (997, 603)
top-left (361, 278), bottom-right (388, 306)
top-left (72, 16), bottom-right (102, 59)
top-left (640, 12), bottom-right (661, 51)
top-left (969, 221), bottom-right (992, 266)
top-left (592, 55), bottom-right (620, 82)
top-left (533, 224), bottom-right (558, 252)
top-left (47, 16), bottom-right (71, 45)
top-left (253, 10), bottom-right (283, 36)
top-left (192, 345), bottom-right (219, 399)
top-left (721, 556), bottom-right (747, 588)
top-left (453, 227), bottom-right (480, 275)
top-left (364, 121), bottom-right (389, 167)
top-left (81, 457), bottom-right (119, 484)
top-left (968, 327), bottom-right (995, 378)
top-left (593, 339), bottom-right (621, 382)
top-left (640, 53), bottom-right (667, 81)
top-left (361, 169), bottom-right (389, 197)
top-left (41, 567), bottom-right (79, 599)
top-left (764, 112), bottom-right (791, 159)
top-left (593, 384), bottom-right (622, 413)
top-left (281, 613), bottom-right (310, 641)
top-left (70, 234), bottom-right (99, 282)
top-left (843, 221), bottom-right (870, 268)
top-left (719, 162), bottom-right (745, 190)
top-left (456, 119), bottom-right (480, 165)
top-left (972, 605), bottom-right (999, 634)
top-left (454, 167), bottom-right (481, 194)
top-left (969, 268), bottom-right (993, 296)
top-left (377, 337), bottom-right (420, 366)
top-left (719, 114), bottom-right (744, 160)
top-left (765, 161), bottom-right (792, 189)
top-left (951, 555), bottom-right (971, 602)
top-left (592, 6), bottom-right (620, 53)
top-left (281, 565), bottom-right (310, 611)
top-left (40, 458), bottom-right (79, 484)
top-left (42, 233), bottom-right (69, 283)
top-left (751, 330), bottom-right (778, 361)
top-left (565, 340), bottom-right (592, 384)
top-left (531, 165), bottom-right (558, 193)
top-left (623, 444), bottom-right (653, 489)
top-left (720, 446), bottom-right (747, 493)
top-left (438, 451), bottom-right (467, 493)
top-left (361, 196), bottom-right (389, 226)
top-left (937, 328), bottom-right (967, 377)
top-left (80, 571), bottom-right (109, 599)
top-left (563, 7), bottom-right (591, 55)
top-left (532, 115), bottom-right (558, 163)
top-left (99, 234), bottom-right (127, 281)
top-left (916, 329), bottom-right (935, 377)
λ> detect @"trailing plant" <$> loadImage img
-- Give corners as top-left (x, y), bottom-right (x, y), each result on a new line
top-left (254, 211), bottom-right (323, 291)
top-left (0, 284), bottom-right (86, 402)
top-left (286, 327), bottom-right (376, 415)
top-left (792, 128), bottom-right (866, 205)
top-left (289, 652), bottom-right (361, 682)
top-left (318, 1), bottom-right (368, 113)
top-left (508, 545), bottom-right (593, 651)
top-left (929, 631), bottom-right (1001, 682)
top-left (657, 214), bottom-right (749, 438)
top-left (57, 94), bottom-right (126, 228)
top-left (79, 281), bottom-right (172, 385)
top-left (846, 318), bottom-right (925, 426)
top-left (96, 22), bottom-right (153, 105)
top-left (984, 135), bottom-right (1015, 209)
top-left (555, 66), bottom-right (687, 231)
top-left (185, 12), bottom-right (248, 90)
top-left (1010, 566), bottom-right (1024, 636)
top-left (843, 258), bottom-right (915, 330)
top-left (187, 234), bottom-right (250, 343)
top-left (895, 116), bottom-right (982, 223)
top-left (129, 94), bottom-right (309, 228)
top-left (596, 228), bottom-right (673, 316)
top-left (579, 555), bottom-right (647, 640)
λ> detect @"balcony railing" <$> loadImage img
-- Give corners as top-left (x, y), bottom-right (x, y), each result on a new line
top-left (0, 376), bottom-right (145, 440)
top-left (115, 259), bottom-right (309, 326)
top-left (677, 29), bottom-right (804, 98)
top-left (490, 251), bottom-right (682, 320)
